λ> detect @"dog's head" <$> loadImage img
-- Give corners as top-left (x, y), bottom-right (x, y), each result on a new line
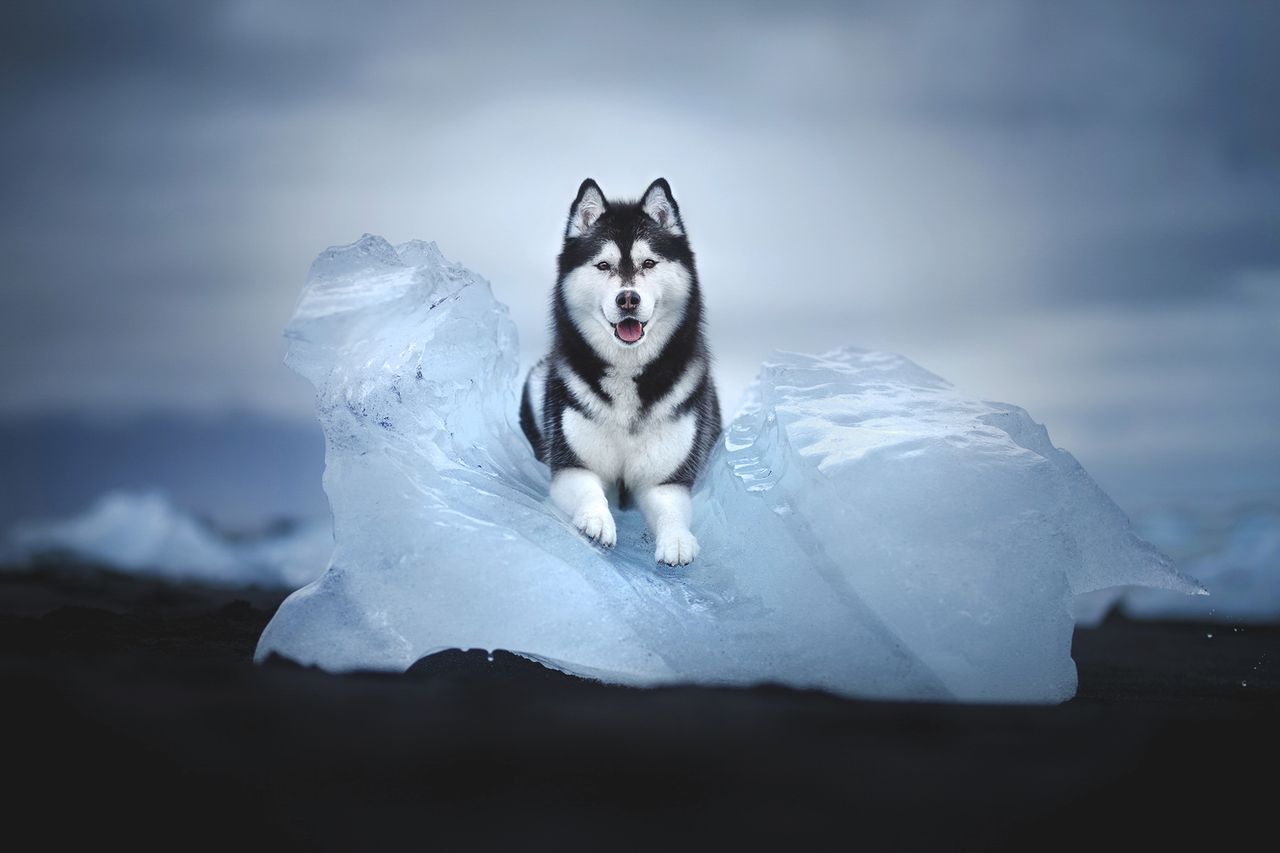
top-left (555, 178), bottom-right (698, 361)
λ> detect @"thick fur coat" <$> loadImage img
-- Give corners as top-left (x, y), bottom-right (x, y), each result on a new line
top-left (521, 178), bottom-right (720, 565)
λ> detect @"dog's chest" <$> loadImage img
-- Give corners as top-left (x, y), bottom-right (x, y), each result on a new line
top-left (562, 369), bottom-right (695, 485)
top-left (598, 369), bottom-right (643, 426)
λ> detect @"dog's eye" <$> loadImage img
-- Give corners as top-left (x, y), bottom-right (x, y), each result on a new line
top-left (595, 261), bottom-right (611, 271)
top-left (642, 259), bottom-right (657, 269)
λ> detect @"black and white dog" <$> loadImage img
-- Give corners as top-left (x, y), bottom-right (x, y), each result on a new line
top-left (520, 178), bottom-right (720, 566)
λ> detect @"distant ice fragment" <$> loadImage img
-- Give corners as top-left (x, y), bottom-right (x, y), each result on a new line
top-left (255, 235), bottom-right (1201, 702)
top-left (9, 490), bottom-right (330, 590)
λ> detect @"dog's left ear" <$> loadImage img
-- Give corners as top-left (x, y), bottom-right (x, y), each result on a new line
top-left (641, 178), bottom-right (684, 235)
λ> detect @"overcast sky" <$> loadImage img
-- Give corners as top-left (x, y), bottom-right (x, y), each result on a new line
top-left (2, 0), bottom-right (1278, 509)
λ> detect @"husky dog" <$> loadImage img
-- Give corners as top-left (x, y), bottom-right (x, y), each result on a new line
top-left (520, 178), bottom-right (721, 566)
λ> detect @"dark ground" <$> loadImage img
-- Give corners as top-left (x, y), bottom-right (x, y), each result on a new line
top-left (2, 563), bottom-right (1276, 852)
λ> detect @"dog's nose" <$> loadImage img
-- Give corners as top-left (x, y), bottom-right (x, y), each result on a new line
top-left (616, 290), bottom-right (641, 312)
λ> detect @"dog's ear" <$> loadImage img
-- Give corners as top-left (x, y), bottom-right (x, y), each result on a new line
top-left (640, 178), bottom-right (684, 235)
top-left (566, 179), bottom-right (607, 238)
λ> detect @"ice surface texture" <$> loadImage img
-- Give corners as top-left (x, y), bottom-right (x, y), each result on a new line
top-left (10, 490), bottom-right (331, 589)
top-left (255, 236), bottom-right (1201, 702)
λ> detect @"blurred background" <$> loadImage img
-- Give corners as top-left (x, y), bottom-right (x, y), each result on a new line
top-left (2, 1), bottom-right (1277, 584)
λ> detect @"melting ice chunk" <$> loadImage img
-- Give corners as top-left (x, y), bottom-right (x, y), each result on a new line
top-left (1123, 507), bottom-right (1280, 623)
top-left (10, 490), bottom-right (331, 589)
top-left (254, 235), bottom-right (1201, 702)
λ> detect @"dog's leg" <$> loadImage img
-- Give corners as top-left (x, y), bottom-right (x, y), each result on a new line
top-left (636, 484), bottom-right (698, 566)
top-left (550, 468), bottom-right (616, 547)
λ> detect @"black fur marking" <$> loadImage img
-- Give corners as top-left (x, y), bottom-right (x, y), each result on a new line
top-left (661, 388), bottom-right (722, 488)
top-left (634, 303), bottom-right (706, 417)
top-left (539, 369), bottom-right (586, 472)
top-left (557, 202), bottom-right (694, 282)
top-left (550, 285), bottom-right (613, 404)
top-left (519, 376), bottom-right (543, 462)
top-left (672, 368), bottom-right (711, 418)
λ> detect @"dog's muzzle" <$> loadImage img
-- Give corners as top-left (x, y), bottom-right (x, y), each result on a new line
top-left (614, 318), bottom-right (645, 344)
top-left (613, 290), bottom-right (645, 343)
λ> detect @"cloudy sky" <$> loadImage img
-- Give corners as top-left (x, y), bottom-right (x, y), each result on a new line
top-left (2, 0), bottom-right (1278, 510)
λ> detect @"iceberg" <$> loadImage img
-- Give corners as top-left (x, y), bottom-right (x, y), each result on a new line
top-left (9, 490), bottom-right (331, 590)
top-left (255, 235), bottom-right (1201, 702)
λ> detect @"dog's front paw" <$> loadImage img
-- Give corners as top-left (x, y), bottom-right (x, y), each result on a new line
top-left (573, 507), bottom-right (617, 548)
top-left (655, 528), bottom-right (699, 566)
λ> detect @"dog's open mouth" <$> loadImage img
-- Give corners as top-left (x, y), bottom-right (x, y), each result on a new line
top-left (614, 318), bottom-right (645, 344)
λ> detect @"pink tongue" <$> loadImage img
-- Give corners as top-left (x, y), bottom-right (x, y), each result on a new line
top-left (616, 318), bottom-right (644, 343)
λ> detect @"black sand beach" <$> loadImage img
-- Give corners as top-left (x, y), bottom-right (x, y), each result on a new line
top-left (2, 563), bottom-right (1276, 851)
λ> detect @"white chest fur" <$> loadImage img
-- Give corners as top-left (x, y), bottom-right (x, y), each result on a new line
top-left (560, 366), bottom-right (697, 486)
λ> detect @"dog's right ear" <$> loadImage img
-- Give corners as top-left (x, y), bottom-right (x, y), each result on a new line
top-left (566, 179), bottom-right (607, 238)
